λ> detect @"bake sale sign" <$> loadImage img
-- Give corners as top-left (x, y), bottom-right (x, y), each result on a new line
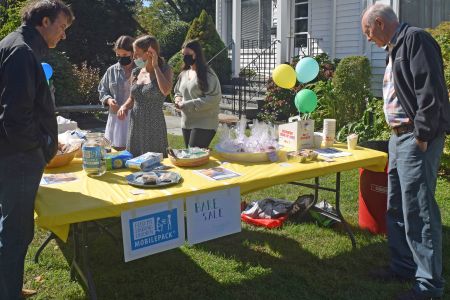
top-left (186, 187), bottom-right (241, 245)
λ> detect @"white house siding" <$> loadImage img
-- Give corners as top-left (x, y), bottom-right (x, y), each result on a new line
top-left (310, 0), bottom-right (332, 55)
top-left (334, 0), bottom-right (363, 58)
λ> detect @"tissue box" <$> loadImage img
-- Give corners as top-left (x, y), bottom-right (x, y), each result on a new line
top-left (278, 117), bottom-right (314, 150)
top-left (105, 151), bottom-right (133, 170)
top-left (125, 152), bottom-right (163, 170)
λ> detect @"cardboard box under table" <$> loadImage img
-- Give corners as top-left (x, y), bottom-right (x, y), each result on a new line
top-left (35, 145), bottom-right (386, 299)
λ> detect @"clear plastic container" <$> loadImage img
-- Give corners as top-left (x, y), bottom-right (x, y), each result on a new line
top-left (82, 132), bottom-right (110, 176)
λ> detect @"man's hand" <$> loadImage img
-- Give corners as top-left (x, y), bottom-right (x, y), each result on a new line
top-left (415, 139), bottom-right (428, 152)
top-left (107, 98), bottom-right (119, 113)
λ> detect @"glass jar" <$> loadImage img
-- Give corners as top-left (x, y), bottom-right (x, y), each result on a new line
top-left (82, 132), bottom-right (110, 176)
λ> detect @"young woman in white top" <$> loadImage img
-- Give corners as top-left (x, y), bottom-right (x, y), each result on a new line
top-left (98, 35), bottom-right (135, 150)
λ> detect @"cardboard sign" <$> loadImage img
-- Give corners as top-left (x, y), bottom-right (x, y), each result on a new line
top-left (121, 199), bottom-right (185, 262)
top-left (278, 117), bottom-right (314, 150)
top-left (186, 187), bottom-right (241, 245)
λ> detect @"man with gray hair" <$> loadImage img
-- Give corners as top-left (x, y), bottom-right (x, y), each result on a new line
top-left (361, 3), bottom-right (449, 300)
top-left (361, 4), bottom-right (450, 299)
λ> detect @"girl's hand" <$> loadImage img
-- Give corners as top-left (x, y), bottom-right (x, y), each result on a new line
top-left (148, 47), bottom-right (159, 68)
top-left (117, 106), bottom-right (128, 120)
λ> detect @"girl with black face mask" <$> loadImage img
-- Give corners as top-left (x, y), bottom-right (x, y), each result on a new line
top-left (174, 39), bottom-right (222, 149)
top-left (98, 35), bottom-right (135, 150)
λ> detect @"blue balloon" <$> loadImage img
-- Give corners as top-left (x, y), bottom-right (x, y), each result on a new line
top-left (41, 62), bottom-right (53, 80)
top-left (295, 57), bottom-right (319, 83)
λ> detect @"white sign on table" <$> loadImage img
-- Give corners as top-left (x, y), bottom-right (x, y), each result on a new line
top-left (186, 187), bottom-right (241, 245)
top-left (121, 199), bottom-right (185, 262)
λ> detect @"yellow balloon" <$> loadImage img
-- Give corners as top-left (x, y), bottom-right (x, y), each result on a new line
top-left (272, 64), bottom-right (296, 89)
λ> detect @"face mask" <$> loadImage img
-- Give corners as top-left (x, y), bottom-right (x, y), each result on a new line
top-left (183, 54), bottom-right (195, 66)
top-left (118, 56), bottom-right (132, 66)
top-left (134, 58), bottom-right (146, 68)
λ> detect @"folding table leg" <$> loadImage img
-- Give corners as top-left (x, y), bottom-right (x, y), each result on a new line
top-left (289, 172), bottom-right (357, 248)
top-left (34, 232), bottom-right (56, 263)
top-left (334, 172), bottom-right (356, 248)
top-left (70, 222), bottom-right (98, 300)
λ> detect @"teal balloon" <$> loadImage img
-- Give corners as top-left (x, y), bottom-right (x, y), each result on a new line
top-left (295, 57), bottom-right (319, 83)
top-left (294, 89), bottom-right (318, 113)
top-left (41, 62), bottom-right (53, 80)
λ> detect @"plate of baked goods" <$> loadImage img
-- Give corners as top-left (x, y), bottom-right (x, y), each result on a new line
top-left (126, 171), bottom-right (182, 188)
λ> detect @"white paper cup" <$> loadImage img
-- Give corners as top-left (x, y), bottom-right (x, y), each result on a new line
top-left (347, 134), bottom-right (358, 150)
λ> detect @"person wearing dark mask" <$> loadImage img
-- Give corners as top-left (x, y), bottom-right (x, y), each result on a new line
top-left (98, 35), bottom-right (135, 150)
top-left (174, 39), bottom-right (222, 148)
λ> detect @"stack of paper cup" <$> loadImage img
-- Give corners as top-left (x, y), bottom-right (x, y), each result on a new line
top-left (322, 119), bottom-right (336, 147)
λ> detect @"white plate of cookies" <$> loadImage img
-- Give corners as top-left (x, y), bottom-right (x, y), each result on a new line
top-left (126, 171), bottom-right (182, 188)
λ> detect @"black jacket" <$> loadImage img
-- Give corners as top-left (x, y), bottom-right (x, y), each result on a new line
top-left (389, 23), bottom-right (450, 142)
top-left (0, 25), bottom-right (57, 162)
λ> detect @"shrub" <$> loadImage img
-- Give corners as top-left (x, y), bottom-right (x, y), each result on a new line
top-left (169, 10), bottom-right (232, 85)
top-left (72, 62), bottom-right (101, 105)
top-left (337, 97), bottom-right (390, 142)
top-left (426, 21), bottom-right (450, 88)
top-left (159, 21), bottom-right (190, 61)
top-left (0, 1), bottom-right (26, 40)
top-left (44, 52), bottom-right (100, 106)
top-left (332, 56), bottom-right (371, 128)
top-left (44, 51), bottom-right (81, 106)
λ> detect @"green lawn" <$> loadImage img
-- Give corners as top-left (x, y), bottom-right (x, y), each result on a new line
top-left (25, 134), bottom-right (450, 299)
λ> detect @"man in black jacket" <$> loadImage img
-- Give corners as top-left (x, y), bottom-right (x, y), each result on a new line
top-left (361, 3), bottom-right (449, 300)
top-left (0, 1), bottom-right (74, 298)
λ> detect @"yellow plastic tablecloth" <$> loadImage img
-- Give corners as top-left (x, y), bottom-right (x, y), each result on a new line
top-left (35, 144), bottom-right (387, 241)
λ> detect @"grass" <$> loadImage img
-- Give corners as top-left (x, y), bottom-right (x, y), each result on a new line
top-left (25, 134), bottom-right (450, 299)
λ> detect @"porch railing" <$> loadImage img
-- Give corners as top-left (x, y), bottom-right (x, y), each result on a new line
top-left (231, 39), bottom-right (280, 118)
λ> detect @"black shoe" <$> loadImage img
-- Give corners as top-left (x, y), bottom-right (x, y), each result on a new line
top-left (396, 288), bottom-right (441, 300)
top-left (369, 266), bottom-right (413, 282)
top-left (289, 194), bottom-right (316, 220)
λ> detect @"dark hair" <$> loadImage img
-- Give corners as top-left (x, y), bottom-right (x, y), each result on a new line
top-left (133, 35), bottom-right (164, 67)
top-left (114, 35), bottom-right (135, 52)
top-left (22, 0), bottom-right (74, 27)
top-left (182, 39), bottom-right (209, 92)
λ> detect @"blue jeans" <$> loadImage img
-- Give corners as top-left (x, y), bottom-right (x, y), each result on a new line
top-left (387, 132), bottom-right (445, 297)
top-left (0, 148), bottom-right (46, 300)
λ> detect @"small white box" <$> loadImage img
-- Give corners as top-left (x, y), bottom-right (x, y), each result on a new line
top-left (57, 121), bottom-right (78, 134)
top-left (278, 116), bottom-right (314, 150)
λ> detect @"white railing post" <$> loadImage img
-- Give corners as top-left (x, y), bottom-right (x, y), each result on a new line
top-left (232, 0), bottom-right (241, 78)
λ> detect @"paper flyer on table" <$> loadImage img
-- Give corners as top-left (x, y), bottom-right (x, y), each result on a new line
top-left (313, 148), bottom-right (353, 158)
top-left (40, 173), bottom-right (78, 185)
top-left (194, 167), bottom-right (241, 181)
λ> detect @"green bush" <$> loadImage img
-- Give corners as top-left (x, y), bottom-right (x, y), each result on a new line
top-left (72, 62), bottom-right (100, 105)
top-left (44, 51), bottom-right (81, 106)
top-left (336, 97), bottom-right (390, 142)
top-left (332, 56), bottom-right (371, 128)
top-left (426, 21), bottom-right (450, 88)
top-left (44, 52), bottom-right (100, 106)
top-left (169, 10), bottom-right (231, 85)
top-left (159, 21), bottom-right (189, 61)
top-left (0, 1), bottom-right (26, 41)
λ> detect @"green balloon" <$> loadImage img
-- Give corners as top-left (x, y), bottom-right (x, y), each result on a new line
top-left (294, 89), bottom-right (318, 113)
